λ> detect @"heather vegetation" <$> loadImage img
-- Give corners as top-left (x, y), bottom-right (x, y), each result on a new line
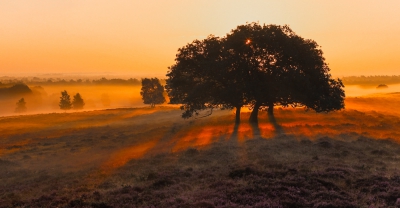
top-left (1, 93), bottom-right (400, 207)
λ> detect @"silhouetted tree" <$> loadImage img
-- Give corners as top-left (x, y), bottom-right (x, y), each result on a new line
top-left (15, 98), bottom-right (27, 113)
top-left (72, 93), bottom-right (85, 110)
top-left (59, 90), bottom-right (72, 110)
top-left (167, 23), bottom-right (345, 123)
top-left (140, 78), bottom-right (166, 107)
top-left (225, 24), bottom-right (345, 122)
top-left (167, 36), bottom-right (228, 118)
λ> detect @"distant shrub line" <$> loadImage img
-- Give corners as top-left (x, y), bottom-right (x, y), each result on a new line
top-left (341, 75), bottom-right (400, 86)
top-left (3, 75), bottom-right (400, 87)
top-left (0, 77), bottom-right (167, 87)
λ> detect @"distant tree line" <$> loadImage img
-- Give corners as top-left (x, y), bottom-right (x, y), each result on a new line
top-left (0, 83), bottom-right (32, 99)
top-left (2, 76), bottom-right (399, 87)
top-left (341, 75), bottom-right (400, 86)
top-left (0, 77), bottom-right (167, 86)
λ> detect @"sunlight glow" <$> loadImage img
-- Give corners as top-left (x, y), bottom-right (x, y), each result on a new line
top-left (1, 1), bottom-right (400, 76)
top-left (102, 140), bottom-right (159, 170)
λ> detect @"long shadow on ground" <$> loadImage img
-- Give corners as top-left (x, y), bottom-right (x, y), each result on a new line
top-left (2, 109), bottom-right (400, 207)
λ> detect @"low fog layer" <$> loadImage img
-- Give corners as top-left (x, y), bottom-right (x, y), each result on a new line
top-left (0, 84), bottom-right (145, 117)
top-left (1, 75), bottom-right (400, 117)
top-left (345, 83), bottom-right (400, 97)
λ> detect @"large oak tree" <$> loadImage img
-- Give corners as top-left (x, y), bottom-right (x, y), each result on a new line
top-left (166, 23), bottom-right (345, 123)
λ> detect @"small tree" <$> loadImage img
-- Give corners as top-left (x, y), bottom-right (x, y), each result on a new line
top-left (59, 90), bottom-right (72, 110)
top-left (15, 98), bottom-right (27, 113)
top-left (140, 78), bottom-right (166, 107)
top-left (72, 93), bottom-right (85, 110)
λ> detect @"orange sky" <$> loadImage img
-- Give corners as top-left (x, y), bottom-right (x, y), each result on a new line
top-left (1, 0), bottom-right (399, 77)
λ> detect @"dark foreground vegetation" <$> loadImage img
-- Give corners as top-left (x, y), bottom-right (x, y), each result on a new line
top-left (1, 96), bottom-right (400, 207)
top-left (4, 136), bottom-right (400, 208)
top-left (84, 137), bottom-right (400, 208)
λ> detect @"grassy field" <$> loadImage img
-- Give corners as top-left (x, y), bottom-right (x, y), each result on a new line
top-left (1, 93), bottom-right (400, 207)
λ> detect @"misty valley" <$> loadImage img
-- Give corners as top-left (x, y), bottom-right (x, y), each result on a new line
top-left (0, 77), bottom-right (147, 117)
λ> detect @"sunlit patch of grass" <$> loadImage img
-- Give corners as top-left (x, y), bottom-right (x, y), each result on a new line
top-left (0, 107), bottom-right (162, 138)
top-left (169, 113), bottom-right (260, 152)
top-left (101, 137), bottom-right (164, 173)
top-left (0, 139), bottom-right (32, 156)
top-left (345, 93), bottom-right (400, 116)
top-left (102, 128), bottom-right (167, 172)
top-left (0, 107), bottom-right (170, 158)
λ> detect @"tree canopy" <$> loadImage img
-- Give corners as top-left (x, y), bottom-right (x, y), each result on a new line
top-left (15, 98), bottom-right (27, 113)
top-left (59, 90), bottom-right (72, 110)
top-left (72, 93), bottom-right (85, 110)
top-left (0, 83), bottom-right (32, 99)
top-left (166, 23), bottom-right (345, 123)
top-left (140, 78), bottom-right (166, 107)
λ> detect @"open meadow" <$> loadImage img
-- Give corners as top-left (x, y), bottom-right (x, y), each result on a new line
top-left (1, 91), bottom-right (400, 207)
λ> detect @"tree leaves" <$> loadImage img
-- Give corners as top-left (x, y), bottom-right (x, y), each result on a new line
top-left (140, 78), bottom-right (166, 108)
top-left (59, 90), bottom-right (72, 110)
top-left (166, 23), bottom-right (345, 122)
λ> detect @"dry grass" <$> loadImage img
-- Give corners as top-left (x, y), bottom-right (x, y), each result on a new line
top-left (1, 94), bottom-right (400, 207)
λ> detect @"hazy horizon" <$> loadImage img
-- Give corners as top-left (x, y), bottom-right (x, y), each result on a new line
top-left (2, 72), bottom-right (400, 81)
top-left (0, 72), bottom-right (167, 80)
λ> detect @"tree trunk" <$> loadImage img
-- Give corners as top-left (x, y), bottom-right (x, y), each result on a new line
top-left (235, 106), bottom-right (241, 124)
top-left (249, 102), bottom-right (260, 123)
top-left (268, 103), bottom-right (274, 115)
